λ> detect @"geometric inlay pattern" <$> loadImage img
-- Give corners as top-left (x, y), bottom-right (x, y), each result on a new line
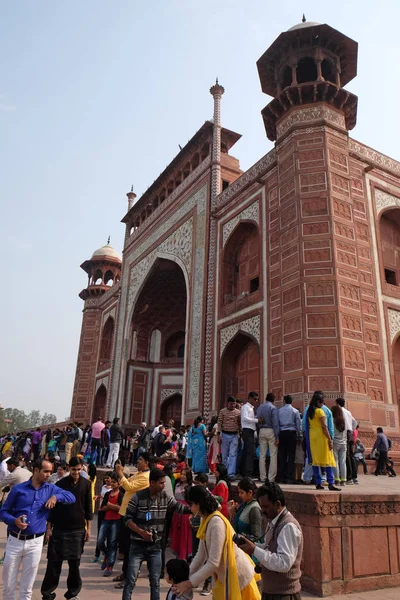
top-left (220, 315), bottom-right (261, 357)
top-left (160, 388), bottom-right (182, 402)
top-left (222, 200), bottom-right (260, 247)
top-left (388, 308), bottom-right (400, 343)
top-left (375, 188), bottom-right (400, 216)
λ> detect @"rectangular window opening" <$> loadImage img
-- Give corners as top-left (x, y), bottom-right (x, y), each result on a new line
top-left (250, 276), bottom-right (260, 293)
top-left (385, 268), bottom-right (397, 286)
top-left (222, 180), bottom-right (229, 190)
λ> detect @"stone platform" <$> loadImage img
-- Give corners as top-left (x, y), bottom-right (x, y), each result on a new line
top-left (276, 475), bottom-right (400, 597)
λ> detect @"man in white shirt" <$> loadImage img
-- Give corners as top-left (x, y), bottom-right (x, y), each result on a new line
top-left (336, 397), bottom-right (358, 485)
top-left (240, 392), bottom-right (260, 478)
top-left (152, 419), bottom-right (164, 439)
top-left (0, 457), bottom-right (31, 489)
top-left (241, 483), bottom-right (303, 599)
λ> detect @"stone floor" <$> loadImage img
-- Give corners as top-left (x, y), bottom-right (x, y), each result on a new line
top-left (277, 472), bottom-right (400, 496)
top-left (0, 473), bottom-right (399, 598)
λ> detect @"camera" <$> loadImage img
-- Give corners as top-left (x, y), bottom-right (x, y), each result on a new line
top-left (232, 533), bottom-right (246, 546)
top-left (151, 528), bottom-right (158, 543)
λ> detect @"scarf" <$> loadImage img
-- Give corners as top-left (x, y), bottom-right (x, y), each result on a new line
top-left (197, 510), bottom-right (241, 600)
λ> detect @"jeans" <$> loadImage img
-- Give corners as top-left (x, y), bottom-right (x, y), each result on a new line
top-left (346, 451), bottom-right (358, 481)
top-left (376, 450), bottom-right (388, 474)
top-left (107, 442), bottom-right (120, 468)
top-left (100, 446), bottom-right (110, 466)
top-left (97, 519), bottom-right (120, 567)
top-left (313, 465), bottom-right (335, 485)
top-left (90, 438), bottom-right (101, 465)
top-left (119, 522), bottom-right (131, 578)
top-left (333, 443), bottom-right (347, 482)
top-left (240, 429), bottom-right (255, 477)
top-left (355, 456), bottom-right (368, 474)
top-left (41, 559), bottom-right (82, 600)
top-left (3, 534), bottom-right (44, 600)
top-left (122, 541), bottom-right (162, 600)
top-left (277, 430), bottom-right (297, 483)
top-left (221, 433), bottom-right (239, 477)
top-left (259, 428), bottom-right (278, 482)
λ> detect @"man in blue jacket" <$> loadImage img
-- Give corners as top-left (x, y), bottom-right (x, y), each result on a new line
top-left (0, 458), bottom-right (75, 600)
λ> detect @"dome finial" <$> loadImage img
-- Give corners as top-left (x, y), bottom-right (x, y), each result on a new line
top-left (107, 236), bottom-right (110, 245)
top-left (302, 13), bottom-right (306, 22)
top-left (130, 185), bottom-right (133, 192)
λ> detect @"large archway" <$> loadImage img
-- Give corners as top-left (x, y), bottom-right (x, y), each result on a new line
top-left (125, 258), bottom-right (187, 424)
top-left (93, 384), bottom-right (107, 421)
top-left (220, 332), bottom-right (260, 411)
top-left (160, 393), bottom-right (182, 427)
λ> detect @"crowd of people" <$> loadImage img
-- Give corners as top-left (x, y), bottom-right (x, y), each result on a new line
top-left (0, 390), bottom-right (397, 600)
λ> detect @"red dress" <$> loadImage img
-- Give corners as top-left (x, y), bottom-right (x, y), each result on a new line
top-left (212, 480), bottom-right (229, 518)
top-left (169, 483), bottom-right (193, 560)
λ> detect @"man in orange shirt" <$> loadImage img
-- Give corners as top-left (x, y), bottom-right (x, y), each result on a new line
top-left (113, 453), bottom-right (151, 588)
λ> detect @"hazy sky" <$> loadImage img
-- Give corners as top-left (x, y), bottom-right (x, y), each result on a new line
top-left (1, 1), bottom-right (399, 421)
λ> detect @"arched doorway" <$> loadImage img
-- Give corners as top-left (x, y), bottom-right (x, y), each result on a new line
top-left (98, 317), bottom-right (114, 371)
top-left (93, 384), bottom-right (107, 421)
top-left (393, 337), bottom-right (400, 402)
top-left (220, 332), bottom-right (260, 410)
top-left (126, 258), bottom-right (187, 424)
top-left (160, 393), bottom-right (182, 427)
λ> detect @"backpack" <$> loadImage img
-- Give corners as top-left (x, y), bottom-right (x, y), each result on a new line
top-left (388, 438), bottom-right (392, 450)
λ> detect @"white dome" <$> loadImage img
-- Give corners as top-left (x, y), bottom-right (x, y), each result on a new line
top-left (288, 21), bottom-right (321, 31)
top-left (91, 244), bottom-right (122, 262)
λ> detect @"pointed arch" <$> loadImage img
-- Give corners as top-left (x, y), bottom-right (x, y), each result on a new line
top-left (98, 316), bottom-right (115, 371)
top-left (222, 221), bottom-right (260, 306)
top-left (92, 384), bottom-right (107, 421)
top-left (220, 331), bottom-right (261, 411)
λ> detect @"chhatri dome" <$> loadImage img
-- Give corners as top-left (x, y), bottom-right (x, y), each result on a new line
top-left (288, 15), bottom-right (321, 31)
top-left (91, 241), bottom-right (122, 263)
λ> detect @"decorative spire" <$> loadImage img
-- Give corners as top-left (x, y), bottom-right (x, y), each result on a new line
top-left (126, 186), bottom-right (137, 210)
top-left (302, 13), bottom-right (306, 22)
top-left (107, 236), bottom-right (110, 245)
top-left (210, 78), bottom-right (225, 97)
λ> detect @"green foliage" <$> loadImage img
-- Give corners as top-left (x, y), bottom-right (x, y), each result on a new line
top-left (1, 408), bottom-right (57, 433)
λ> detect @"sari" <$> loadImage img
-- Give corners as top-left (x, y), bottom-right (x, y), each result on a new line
top-left (190, 424), bottom-right (207, 473)
top-left (197, 511), bottom-right (260, 600)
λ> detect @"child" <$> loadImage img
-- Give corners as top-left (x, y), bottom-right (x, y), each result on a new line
top-left (354, 440), bottom-right (368, 475)
top-left (97, 473), bottom-right (124, 576)
top-left (386, 456), bottom-right (397, 477)
top-left (165, 559), bottom-right (193, 600)
top-left (90, 472), bottom-right (112, 563)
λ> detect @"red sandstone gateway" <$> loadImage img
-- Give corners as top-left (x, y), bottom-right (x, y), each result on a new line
top-left (70, 20), bottom-right (400, 593)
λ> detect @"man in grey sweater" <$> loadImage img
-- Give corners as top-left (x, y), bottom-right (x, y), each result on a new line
top-left (240, 483), bottom-right (303, 600)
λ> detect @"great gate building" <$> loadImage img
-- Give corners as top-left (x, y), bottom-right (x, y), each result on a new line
top-left (70, 19), bottom-right (400, 451)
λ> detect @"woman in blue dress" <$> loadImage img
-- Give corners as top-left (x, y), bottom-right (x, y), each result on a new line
top-left (190, 416), bottom-right (208, 473)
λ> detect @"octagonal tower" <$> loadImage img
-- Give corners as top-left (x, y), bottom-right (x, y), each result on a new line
top-left (257, 18), bottom-right (358, 141)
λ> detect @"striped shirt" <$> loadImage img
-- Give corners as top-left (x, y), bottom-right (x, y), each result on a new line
top-left (124, 488), bottom-right (190, 544)
top-left (218, 407), bottom-right (241, 434)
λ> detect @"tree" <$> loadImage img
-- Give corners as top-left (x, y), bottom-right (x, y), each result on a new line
top-left (1, 408), bottom-right (59, 432)
top-left (40, 413), bottom-right (57, 426)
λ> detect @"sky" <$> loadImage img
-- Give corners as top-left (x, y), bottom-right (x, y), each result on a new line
top-left (1, 1), bottom-right (399, 421)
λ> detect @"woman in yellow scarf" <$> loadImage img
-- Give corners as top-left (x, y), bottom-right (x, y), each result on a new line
top-left (173, 485), bottom-right (260, 600)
